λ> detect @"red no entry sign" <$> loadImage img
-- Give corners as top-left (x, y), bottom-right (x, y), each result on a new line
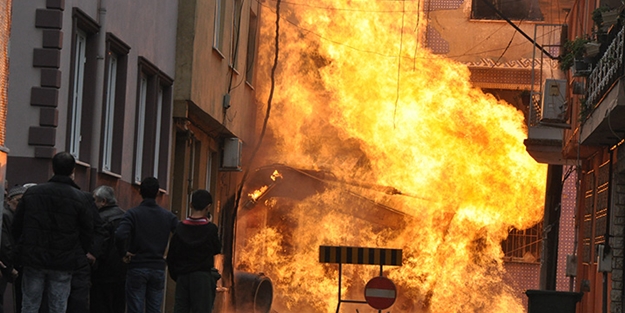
top-left (364, 276), bottom-right (397, 310)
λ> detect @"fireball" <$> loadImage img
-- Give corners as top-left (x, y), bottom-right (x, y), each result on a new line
top-left (236, 1), bottom-right (547, 312)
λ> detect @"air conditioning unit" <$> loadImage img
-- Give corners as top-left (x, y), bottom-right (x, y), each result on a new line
top-left (221, 137), bottom-right (242, 171)
top-left (565, 254), bottom-right (577, 277)
top-left (597, 244), bottom-right (612, 273)
top-left (541, 79), bottom-right (567, 122)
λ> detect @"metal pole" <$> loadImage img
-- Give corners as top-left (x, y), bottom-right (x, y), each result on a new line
top-left (336, 263), bottom-right (342, 313)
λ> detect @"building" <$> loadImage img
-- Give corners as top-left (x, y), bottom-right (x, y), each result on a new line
top-left (6, 0), bottom-right (178, 208)
top-left (538, 0), bottom-right (625, 312)
top-left (6, 0), bottom-right (262, 312)
top-left (168, 0), bottom-right (262, 311)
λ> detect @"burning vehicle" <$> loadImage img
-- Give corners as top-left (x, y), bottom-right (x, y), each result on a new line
top-left (231, 163), bottom-right (413, 313)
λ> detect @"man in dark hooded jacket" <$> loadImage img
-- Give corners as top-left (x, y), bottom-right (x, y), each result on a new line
top-left (166, 189), bottom-right (222, 313)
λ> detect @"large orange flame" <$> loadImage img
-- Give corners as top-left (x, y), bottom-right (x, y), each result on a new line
top-left (237, 1), bottom-right (547, 312)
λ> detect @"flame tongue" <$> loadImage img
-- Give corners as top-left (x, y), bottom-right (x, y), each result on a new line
top-left (238, 1), bottom-right (548, 312)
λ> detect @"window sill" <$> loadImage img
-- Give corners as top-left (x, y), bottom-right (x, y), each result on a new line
top-left (100, 170), bottom-right (122, 179)
top-left (229, 64), bottom-right (240, 76)
top-left (75, 160), bottom-right (91, 169)
top-left (212, 47), bottom-right (225, 60)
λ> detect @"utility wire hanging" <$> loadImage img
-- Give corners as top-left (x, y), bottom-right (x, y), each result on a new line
top-left (478, 0), bottom-right (558, 60)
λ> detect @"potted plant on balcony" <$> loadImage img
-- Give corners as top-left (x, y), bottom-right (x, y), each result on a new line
top-left (593, 6), bottom-right (616, 32)
top-left (559, 37), bottom-right (590, 76)
top-left (584, 41), bottom-right (602, 58)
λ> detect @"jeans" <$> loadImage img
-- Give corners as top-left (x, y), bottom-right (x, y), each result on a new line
top-left (126, 268), bottom-right (165, 313)
top-left (66, 263), bottom-right (90, 313)
top-left (21, 266), bottom-right (72, 313)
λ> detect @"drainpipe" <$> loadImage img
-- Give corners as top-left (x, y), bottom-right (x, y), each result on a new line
top-left (90, 0), bottom-right (107, 191)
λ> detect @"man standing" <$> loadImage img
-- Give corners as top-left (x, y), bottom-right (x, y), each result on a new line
top-left (167, 189), bottom-right (222, 313)
top-left (12, 152), bottom-right (94, 313)
top-left (91, 185), bottom-right (126, 313)
top-left (115, 177), bottom-right (179, 313)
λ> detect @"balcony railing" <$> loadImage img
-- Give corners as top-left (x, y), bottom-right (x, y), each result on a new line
top-left (586, 25), bottom-right (625, 108)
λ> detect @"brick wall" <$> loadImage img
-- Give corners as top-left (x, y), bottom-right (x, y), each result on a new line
top-left (0, 0), bottom-right (11, 147)
top-left (611, 146), bottom-right (625, 313)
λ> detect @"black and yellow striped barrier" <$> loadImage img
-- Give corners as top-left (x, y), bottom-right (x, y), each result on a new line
top-left (319, 245), bottom-right (402, 266)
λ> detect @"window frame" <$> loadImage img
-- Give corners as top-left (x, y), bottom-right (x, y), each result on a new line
top-left (69, 29), bottom-right (86, 159)
top-left (213, 0), bottom-right (227, 53)
top-left (230, 0), bottom-right (244, 71)
top-left (67, 9), bottom-right (99, 162)
top-left (245, 9), bottom-right (258, 86)
top-left (101, 33), bottom-right (130, 175)
top-left (133, 57), bottom-right (173, 188)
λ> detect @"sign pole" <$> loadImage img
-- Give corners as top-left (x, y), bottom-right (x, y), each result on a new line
top-left (336, 263), bottom-right (342, 313)
top-left (319, 245), bottom-right (402, 312)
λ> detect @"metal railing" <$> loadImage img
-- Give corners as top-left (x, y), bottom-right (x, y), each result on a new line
top-left (586, 25), bottom-right (625, 108)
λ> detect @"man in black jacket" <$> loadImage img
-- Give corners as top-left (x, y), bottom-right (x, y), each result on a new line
top-left (167, 189), bottom-right (222, 313)
top-left (90, 185), bottom-right (126, 313)
top-left (12, 152), bottom-right (95, 313)
top-left (115, 177), bottom-right (178, 313)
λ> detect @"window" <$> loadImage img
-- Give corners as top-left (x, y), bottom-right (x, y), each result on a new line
top-left (245, 10), bottom-right (258, 85)
top-left (213, 0), bottom-right (227, 53)
top-left (101, 33), bottom-right (129, 174)
top-left (69, 29), bottom-right (86, 158)
top-left (581, 160), bottom-right (610, 264)
top-left (68, 9), bottom-right (99, 162)
top-left (134, 74), bottom-right (148, 183)
top-left (133, 57), bottom-right (173, 187)
top-left (471, 0), bottom-right (543, 21)
top-left (230, 0), bottom-right (243, 70)
top-left (501, 223), bottom-right (542, 263)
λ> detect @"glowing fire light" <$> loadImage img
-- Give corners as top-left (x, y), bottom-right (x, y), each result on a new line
top-left (236, 1), bottom-right (547, 312)
top-left (271, 170), bottom-right (283, 181)
top-left (248, 185), bottom-right (269, 202)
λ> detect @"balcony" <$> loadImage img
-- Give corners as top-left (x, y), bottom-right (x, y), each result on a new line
top-left (581, 24), bottom-right (625, 146)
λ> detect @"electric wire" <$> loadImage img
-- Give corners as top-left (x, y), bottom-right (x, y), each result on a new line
top-left (256, 0), bottom-right (562, 63)
top-left (393, 0), bottom-right (406, 129)
top-left (277, 0), bottom-right (420, 13)
top-left (233, 0), bottom-right (282, 220)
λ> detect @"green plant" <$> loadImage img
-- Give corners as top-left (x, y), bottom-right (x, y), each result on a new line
top-left (579, 97), bottom-right (592, 122)
top-left (559, 37), bottom-right (589, 71)
top-left (592, 6), bottom-right (611, 28)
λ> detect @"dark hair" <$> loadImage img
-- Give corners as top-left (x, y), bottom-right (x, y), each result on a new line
top-left (140, 177), bottom-right (160, 199)
top-left (191, 189), bottom-right (212, 211)
top-left (52, 152), bottom-right (75, 176)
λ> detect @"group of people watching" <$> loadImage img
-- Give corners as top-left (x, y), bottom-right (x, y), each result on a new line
top-left (0, 152), bottom-right (222, 313)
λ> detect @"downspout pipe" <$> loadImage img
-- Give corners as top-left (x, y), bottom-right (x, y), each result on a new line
top-left (90, 0), bottom-right (107, 191)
